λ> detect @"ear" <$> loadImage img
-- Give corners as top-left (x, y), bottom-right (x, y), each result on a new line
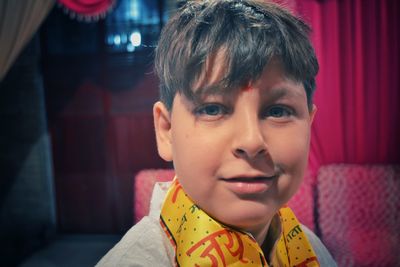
top-left (309, 104), bottom-right (317, 124)
top-left (153, 101), bottom-right (173, 162)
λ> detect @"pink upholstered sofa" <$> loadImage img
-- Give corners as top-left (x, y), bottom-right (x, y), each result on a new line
top-left (133, 164), bottom-right (400, 267)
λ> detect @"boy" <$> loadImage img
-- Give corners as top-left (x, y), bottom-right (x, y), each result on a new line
top-left (97, 0), bottom-right (336, 266)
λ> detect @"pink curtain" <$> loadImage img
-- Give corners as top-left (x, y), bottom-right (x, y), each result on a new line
top-left (57, 0), bottom-right (116, 20)
top-left (291, 0), bottom-right (400, 177)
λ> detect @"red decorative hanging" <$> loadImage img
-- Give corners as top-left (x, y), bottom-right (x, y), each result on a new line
top-left (57, 0), bottom-right (116, 22)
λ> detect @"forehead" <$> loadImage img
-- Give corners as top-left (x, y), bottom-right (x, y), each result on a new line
top-left (191, 49), bottom-right (228, 94)
top-left (191, 53), bottom-right (302, 101)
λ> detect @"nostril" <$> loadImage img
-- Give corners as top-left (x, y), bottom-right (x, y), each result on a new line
top-left (234, 147), bottom-right (266, 159)
top-left (256, 148), bottom-right (267, 157)
top-left (234, 148), bottom-right (247, 157)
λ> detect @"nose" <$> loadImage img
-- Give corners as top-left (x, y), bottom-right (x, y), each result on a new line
top-left (232, 111), bottom-right (267, 160)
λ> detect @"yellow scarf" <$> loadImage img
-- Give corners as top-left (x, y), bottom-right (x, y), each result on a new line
top-left (160, 178), bottom-right (319, 267)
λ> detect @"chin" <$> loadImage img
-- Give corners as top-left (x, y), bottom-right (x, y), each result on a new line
top-left (216, 202), bottom-right (278, 231)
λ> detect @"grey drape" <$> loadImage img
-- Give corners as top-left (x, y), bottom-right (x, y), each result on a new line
top-left (0, 0), bottom-right (55, 81)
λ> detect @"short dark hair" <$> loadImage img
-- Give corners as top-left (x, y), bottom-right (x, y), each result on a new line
top-left (155, 0), bottom-right (319, 110)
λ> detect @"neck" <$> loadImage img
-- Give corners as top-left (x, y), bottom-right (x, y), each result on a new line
top-left (250, 220), bottom-right (272, 245)
top-left (249, 215), bottom-right (282, 261)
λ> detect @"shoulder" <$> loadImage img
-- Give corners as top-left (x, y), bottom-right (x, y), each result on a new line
top-left (96, 217), bottom-right (171, 267)
top-left (302, 225), bottom-right (337, 267)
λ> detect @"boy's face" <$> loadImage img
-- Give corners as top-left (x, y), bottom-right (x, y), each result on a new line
top-left (154, 58), bottom-right (316, 240)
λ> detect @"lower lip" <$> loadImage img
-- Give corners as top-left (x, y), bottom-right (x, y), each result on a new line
top-left (222, 178), bottom-right (274, 195)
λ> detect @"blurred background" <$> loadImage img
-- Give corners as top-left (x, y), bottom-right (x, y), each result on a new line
top-left (0, 0), bottom-right (399, 266)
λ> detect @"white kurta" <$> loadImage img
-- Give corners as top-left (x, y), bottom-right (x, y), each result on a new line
top-left (97, 182), bottom-right (337, 267)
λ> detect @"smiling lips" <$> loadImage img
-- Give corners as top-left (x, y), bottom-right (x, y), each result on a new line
top-left (221, 175), bottom-right (278, 195)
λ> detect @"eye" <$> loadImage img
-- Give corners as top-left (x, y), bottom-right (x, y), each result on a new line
top-left (264, 105), bottom-right (294, 118)
top-left (194, 103), bottom-right (228, 117)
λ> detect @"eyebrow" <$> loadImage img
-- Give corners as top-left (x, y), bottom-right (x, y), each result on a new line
top-left (262, 86), bottom-right (305, 100)
top-left (190, 83), bottom-right (229, 104)
top-left (189, 83), bottom-right (305, 105)
top-left (194, 84), bottom-right (224, 96)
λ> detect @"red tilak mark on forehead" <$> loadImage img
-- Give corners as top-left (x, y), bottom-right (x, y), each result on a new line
top-left (242, 84), bottom-right (253, 92)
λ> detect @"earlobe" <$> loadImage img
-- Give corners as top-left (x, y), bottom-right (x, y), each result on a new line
top-left (309, 104), bottom-right (317, 124)
top-left (153, 101), bottom-right (173, 162)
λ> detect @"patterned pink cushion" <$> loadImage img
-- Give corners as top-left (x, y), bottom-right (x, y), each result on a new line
top-left (134, 169), bottom-right (175, 223)
top-left (133, 169), bottom-right (315, 230)
top-left (317, 164), bottom-right (400, 267)
top-left (287, 171), bottom-right (315, 231)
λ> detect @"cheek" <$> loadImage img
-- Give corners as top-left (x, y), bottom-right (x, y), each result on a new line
top-left (272, 133), bottom-right (310, 204)
top-left (269, 125), bottom-right (311, 172)
top-left (173, 130), bottom-right (206, 159)
top-left (171, 127), bottom-right (221, 178)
